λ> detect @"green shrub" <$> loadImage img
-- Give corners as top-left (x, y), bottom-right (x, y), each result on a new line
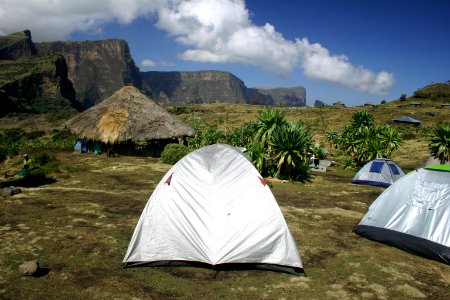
top-left (0, 147), bottom-right (7, 162)
top-left (33, 152), bottom-right (51, 166)
top-left (27, 168), bottom-right (47, 180)
top-left (342, 156), bottom-right (356, 170)
top-left (203, 125), bottom-right (225, 145)
top-left (25, 130), bottom-right (45, 140)
top-left (51, 129), bottom-right (78, 148)
top-left (41, 160), bottom-right (60, 174)
top-left (160, 144), bottom-right (191, 165)
top-left (32, 152), bottom-right (59, 173)
top-left (225, 122), bottom-right (255, 148)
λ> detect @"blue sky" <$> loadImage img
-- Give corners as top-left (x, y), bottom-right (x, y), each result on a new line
top-left (1, 0), bottom-right (449, 106)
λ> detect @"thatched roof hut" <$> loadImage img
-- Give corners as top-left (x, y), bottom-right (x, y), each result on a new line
top-left (64, 86), bottom-right (194, 144)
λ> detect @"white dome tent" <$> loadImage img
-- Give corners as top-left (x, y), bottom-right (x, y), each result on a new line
top-left (354, 164), bottom-right (450, 264)
top-left (123, 144), bottom-right (303, 274)
top-left (352, 158), bottom-right (405, 187)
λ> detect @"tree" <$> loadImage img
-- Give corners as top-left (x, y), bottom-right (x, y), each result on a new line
top-left (399, 94), bottom-right (407, 101)
top-left (429, 122), bottom-right (450, 164)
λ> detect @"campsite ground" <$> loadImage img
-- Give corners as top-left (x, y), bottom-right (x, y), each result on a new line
top-left (1, 101), bottom-right (450, 299)
top-left (1, 149), bottom-right (449, 299)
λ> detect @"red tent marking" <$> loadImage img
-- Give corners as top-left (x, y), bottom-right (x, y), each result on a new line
top-left (258, 176), bottom-right (267, 187)
top-left (165, 174), bottom-right (173, 185)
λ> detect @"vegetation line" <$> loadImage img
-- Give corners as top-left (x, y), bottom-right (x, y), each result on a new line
top-left (24, 186), bottom-right (135, 195)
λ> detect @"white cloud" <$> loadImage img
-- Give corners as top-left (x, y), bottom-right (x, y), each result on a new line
top-left (141, 59), bottom-right (156, 68)
top-left (0, 0), bottom-right (162, 41)
top-left (155, 0), bottom-right (393, 94)
top-left (0, 0), bottom-right (394, 94)
top-left (141, 59), bottom-right (174, 68)
top-left (295, 38), bottom-right (394, 94)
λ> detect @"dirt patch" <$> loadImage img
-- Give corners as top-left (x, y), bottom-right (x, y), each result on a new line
top-left (71, 266), bottom-right (117, 288)
top-left (302, 250), bottom-right (339, 268)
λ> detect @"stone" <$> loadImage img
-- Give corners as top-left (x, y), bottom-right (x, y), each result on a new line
top-left (19, 260), bottom-right (39, 276)
top-left (2, 187), bottom-right (21, 197)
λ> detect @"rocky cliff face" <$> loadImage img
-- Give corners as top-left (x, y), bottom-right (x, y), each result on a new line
top-left (141, 71), bottom-right (305, 106)
top-left (0, 54), bottom-right (77, 116)
top-left (35, 39), bottom-right (141, 108)
top-left (1, 30), bottom-right (306, 112)
top-left (141, 71), bottom-right (249, 105)
top-left (0, 30), bottom-right (37, 60)
top-left (256, 87), bottom-right (306, 107)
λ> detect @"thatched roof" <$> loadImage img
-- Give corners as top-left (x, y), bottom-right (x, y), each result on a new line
top-left (64, 86), bottom-right (194, 143)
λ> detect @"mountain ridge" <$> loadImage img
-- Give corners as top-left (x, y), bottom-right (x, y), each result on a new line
top-left (0, 29), bottom-right (306, 113)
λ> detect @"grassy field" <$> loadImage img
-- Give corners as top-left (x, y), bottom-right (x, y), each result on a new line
top-left (0, 100), bottom-right (449, 299)
top-left (0, 152), bottom-right (449, 299)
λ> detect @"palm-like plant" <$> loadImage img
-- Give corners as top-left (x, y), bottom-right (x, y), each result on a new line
top-left (254, 108), bottom-right (287, 148)
top-left (327, 112), bottom-right (403, 167)
top-left (246, 142), bottom-right (268, 175)
top-left (325, 130), bottom-right (340, 154)
top-left (429, 122), bottom-right (450, 164)
top-left (270, 122), bottom-right (313, 181)
top-left (378, 125), bottom-right (402, 156)
top-left (351, 110), bottom-right (374, 129)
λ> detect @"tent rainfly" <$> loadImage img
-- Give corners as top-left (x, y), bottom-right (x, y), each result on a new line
top-left (352, 158), bottom-right (405, 187)
top-left (354, 165), bottom-right (450, 264)
top-left (392, 116), bottom-right (421, 126)
top-left (123, 144), bottom-right (303, 274)
top-left (424, 156), bottom-right (450, 167)
top-left (63, 85), bottom-right (194, 144)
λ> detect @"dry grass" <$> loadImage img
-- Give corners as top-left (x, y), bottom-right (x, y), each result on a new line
top-left (0, 149), bottom-right (449, 300)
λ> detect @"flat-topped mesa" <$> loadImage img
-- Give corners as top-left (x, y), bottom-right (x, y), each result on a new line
top-left (255, 87), bottom-right (306, 107)
top-left (141, 70), bottom-right (249, 106)
top-left (141, 70), bottom-right (306, 107)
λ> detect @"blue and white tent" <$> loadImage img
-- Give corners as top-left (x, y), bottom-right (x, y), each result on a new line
top-left (352, 158), bottom-right (405, 187)
top-left (392, 116), bottom-right (421, 126)
top-left (73, 139), bottom-right (87, 153)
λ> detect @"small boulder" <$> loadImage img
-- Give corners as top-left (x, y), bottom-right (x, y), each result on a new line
top-left (19, 260), bottom-right (39, 276)
top-left (2, 186), bottom-right (22, 197)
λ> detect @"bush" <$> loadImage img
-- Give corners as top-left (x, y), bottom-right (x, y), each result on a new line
top-left (203, 125), bottom-right (225, 145)
top-left (0, 147), bottom-right (6, 162)
top-left (33, 152), bottom-right (51, 166)
top-left (27, 168), bottom-right (47, 180)
top-left (27, 152), bottom-right (60, 175)
top-left (160, 144), bottom-right (191, 165)
top-left (51, 130), bottom-right (78, 148)
top-left (25, 130), bottom-right (45, 140)
top-left (225, 122), bottom-right (255, 148)
top-left (342, 156), bottom-right (356, 170)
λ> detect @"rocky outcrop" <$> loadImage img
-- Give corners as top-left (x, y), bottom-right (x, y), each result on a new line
top-left (141, 71), bottom-right (305, 106)
top-left (0, 30), bottom-right (37, 60)
top-left (256, 87), bottom-right (306, 107)
top-left (35, 39), bottom-right (141, 109)
top-left (0, 54), bottom-right (77, 116)
top-left (141, 71), bottom-right (249, 105)
top-left (314, 99), bottom-right (326, 107)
